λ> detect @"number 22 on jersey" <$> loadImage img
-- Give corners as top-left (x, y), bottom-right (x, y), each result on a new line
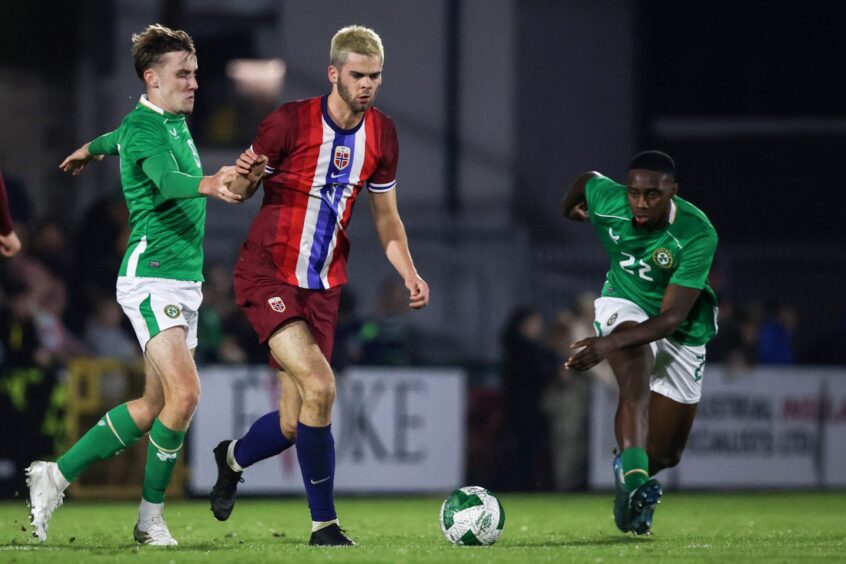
top-left (619, 252), bottom-right (653, 281)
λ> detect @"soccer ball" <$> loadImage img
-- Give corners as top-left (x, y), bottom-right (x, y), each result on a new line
top-left (439, 486), bottom-right (505, 546)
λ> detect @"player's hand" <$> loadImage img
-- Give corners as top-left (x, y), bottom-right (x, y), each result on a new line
top-left (406, 274), bottom-right (429, 309)
top-left (564, 336), bottom-right (614, 371)
top-left (199, 166), bottom-right (243, 204)
top-left (568, 201), bottom-right (589, 221)
top-left (235, 148), bottom-right (268, 183)
top-left (59, 143), bottom-right (104, 176)
top-left (0, 230), bottom-right (21, 258)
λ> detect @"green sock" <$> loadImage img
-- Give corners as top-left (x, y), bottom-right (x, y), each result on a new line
top-left (57, 403), bottom-right (143, 482)
top-left (621, 447), bottom-right (650, 492)
top-left (142, 419), bottom-right (185, 503)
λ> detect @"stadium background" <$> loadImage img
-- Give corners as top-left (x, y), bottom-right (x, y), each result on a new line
top-left (1, 0), bottom-right (845, 503)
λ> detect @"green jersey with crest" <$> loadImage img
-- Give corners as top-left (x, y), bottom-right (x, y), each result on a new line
top-left (89, 95), bottom-right (205, 281)
top-left (585, 174), bottom-right (718, 345)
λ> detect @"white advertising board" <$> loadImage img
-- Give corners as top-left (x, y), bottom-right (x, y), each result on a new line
top-left (589, 366), bottom-right (846, 489)
top-left (190, 366), bottom-right (466, 494)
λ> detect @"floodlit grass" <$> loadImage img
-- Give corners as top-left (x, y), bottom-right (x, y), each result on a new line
top-left (1, 492), bottom-right (845, 562)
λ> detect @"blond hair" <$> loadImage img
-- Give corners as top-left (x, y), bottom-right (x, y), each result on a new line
top-left (131, 24), bottom-right (196, 80)
top-left (329, 25), bottom-right (384, 68)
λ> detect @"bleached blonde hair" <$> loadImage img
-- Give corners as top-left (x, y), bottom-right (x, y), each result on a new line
top-left (329, 25), bottom-right (384, 68)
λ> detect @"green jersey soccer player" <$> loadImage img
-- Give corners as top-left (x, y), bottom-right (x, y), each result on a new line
top-left (28, 24), bottom-right (240, 546)
top-left (561, 150), bottom-right (718, 536)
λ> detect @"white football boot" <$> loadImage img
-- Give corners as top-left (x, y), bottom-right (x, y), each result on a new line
top-left (26, 461), bottom-right (68, 542)
top-left (134, 514), bottom-right (178, 546)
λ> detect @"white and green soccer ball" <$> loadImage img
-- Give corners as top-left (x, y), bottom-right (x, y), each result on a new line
top-left (439, 486), bottom-right (505, 546)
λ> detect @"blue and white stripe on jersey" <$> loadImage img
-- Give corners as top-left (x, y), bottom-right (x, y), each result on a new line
top-left (295, 114), bottom-right (367, 289)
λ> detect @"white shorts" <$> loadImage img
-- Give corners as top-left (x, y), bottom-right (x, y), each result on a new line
top-left (594, 296), bottom-right (706, 404)
top-left (116, 276), bottom-right (202, 353)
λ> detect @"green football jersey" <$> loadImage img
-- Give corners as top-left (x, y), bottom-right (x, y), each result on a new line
top-left (585, 174), bottom-right (718, 346)
top-left (91, 96), bottom-right (205, 281)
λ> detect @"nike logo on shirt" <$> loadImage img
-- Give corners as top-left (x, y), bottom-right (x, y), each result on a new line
top-left (609, 227), bottom-right (620, 243)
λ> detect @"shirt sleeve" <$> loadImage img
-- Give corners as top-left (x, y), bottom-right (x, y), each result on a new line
top-left (368, 118), bottom-right (399, 192)
top-left (88, 130), bottom-right (120, 156)
top-left (122, 118), bottom-right (170, 165)
top-left (0, 171), bottom-right (13, 236)
top-left (670, 228), bottom-right (718, 290)
top-left (141, 151), bottom-right (203, 199)
top-left (251, 107), bottom-right (292, 174)
top-left (585, 174), bottom-right (623, 219)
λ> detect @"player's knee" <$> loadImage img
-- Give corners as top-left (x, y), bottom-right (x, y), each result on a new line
top-left (302, 377), bottom-right (336, 408)
top-left (172, 386), bottom-right (201, 417)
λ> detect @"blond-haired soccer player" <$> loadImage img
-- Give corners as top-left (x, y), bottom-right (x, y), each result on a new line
top-left (28, 24), bottom-right (241, 546)
top-left (209, 25), bottom-right (429, 546)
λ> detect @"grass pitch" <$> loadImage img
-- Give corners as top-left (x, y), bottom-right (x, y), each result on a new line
top-left (1, 492), bottom-right (844, 563)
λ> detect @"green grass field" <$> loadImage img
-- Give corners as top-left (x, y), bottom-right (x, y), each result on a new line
top-left (1, 492), bottom-right (845, 563)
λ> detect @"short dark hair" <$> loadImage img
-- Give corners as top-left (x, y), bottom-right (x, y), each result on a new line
top-left (131, 24), bottom-right (196, 80)
top-left (628, 150), bottom-right (675, 177)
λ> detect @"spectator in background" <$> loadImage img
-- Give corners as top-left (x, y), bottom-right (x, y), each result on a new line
top-left (29, 219), bottom-right (72, 281)
top-left (501, 307), bottom-right (557, 491)
top-left (544, 293), bottom-right (614, 491)
top-left (0, 170), bottom-right (22, 258)
top-left (331, 288), bottom-right (364, 371)
top-left (708, 299), bottom-right (756, 371)
top-left (0, 277), bottom-right (49, 368)
top-left (68, 194), bottom-right (129, 336)
top-left (7, 243), bottom-right (89, 364)
top-left (84, 294), bottom-right (139, 361)
top-left (757, 302), bottom-right (797, 364)
top-left (197, 261), bottom-right (247, 364)
top-left (359, 278), bottom-right (421, 366)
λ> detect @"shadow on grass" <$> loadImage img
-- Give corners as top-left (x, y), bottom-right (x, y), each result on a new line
top-left (1, 541), bottom-right (246, 552)
top-left (503, 536), bottom-right (653, 548)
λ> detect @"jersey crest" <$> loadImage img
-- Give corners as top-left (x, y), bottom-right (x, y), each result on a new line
top-left (652, 247), bottom-right (674, 269)
top-left (267, 296), bottom-right (286, 313)
top-left (333, 145), bottom-right (351, 170)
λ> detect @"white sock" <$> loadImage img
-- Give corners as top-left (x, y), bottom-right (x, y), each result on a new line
top-left (226, 440), bottom-right (244, 472)
top-left (138, 499), bottom-right (164, 524)
top-left (51, 464), bottom-right (70, 492)
top-left (312, 518), bottom-right (339, 532)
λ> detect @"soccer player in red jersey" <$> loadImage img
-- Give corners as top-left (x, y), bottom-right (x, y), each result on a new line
top-left (209, 25), bottom-right (429, 546)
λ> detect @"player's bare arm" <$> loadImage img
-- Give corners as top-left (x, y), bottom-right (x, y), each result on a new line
top-left (198, 166), bottom-right (242, 204)
top-left (59, 142), bottom-right (105, 176)
top-left (561, 171), bottom-right (600, 221)
top-left (565, 284), bottom-right (701, 371)
top-left (369, 189), bottom-right (429, 309)
top-left (230, 148), bottom-right (269, 200)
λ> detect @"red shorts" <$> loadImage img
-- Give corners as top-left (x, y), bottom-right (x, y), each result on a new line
top-left (234, 275), bottom-right (341, 365)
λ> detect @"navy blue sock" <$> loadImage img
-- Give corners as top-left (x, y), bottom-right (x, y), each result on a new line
top-left (233, 410), bottom-right (294, 468)
top-left (296, 422), bottom-right (336, 522)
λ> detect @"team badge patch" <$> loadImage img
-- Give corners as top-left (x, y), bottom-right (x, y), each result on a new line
top-left (333, 146), bottom-right (351, 170)
top-left (652, 247), bottom-right (674, 269)
top-left (164, 304), bottom-right (181, 318)
top-left (268, 296), bottom-right (286, 313)
top-left (607, 313), bottom-right (618, 326)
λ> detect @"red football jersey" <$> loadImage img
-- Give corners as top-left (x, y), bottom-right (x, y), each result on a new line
top-left (238, 95), bottom-right (398, 289)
